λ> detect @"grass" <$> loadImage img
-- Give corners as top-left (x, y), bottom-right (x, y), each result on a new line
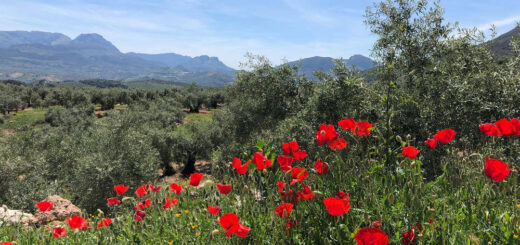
top-left (0, 107), bottom-right (48, 132)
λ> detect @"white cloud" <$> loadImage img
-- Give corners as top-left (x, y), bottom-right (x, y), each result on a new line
top-left (477, 16), bottom-right (520, 31)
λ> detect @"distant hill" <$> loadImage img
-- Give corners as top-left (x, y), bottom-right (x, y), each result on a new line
top-left (0, 31), bottom-right (236, 87)
top-left (285, 55), bottom-right (375, 80)
top-left (490, 26), bottom-right (520, 56)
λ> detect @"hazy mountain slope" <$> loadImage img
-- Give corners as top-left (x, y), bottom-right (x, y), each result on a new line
top-left (0, 31), bottom-right (71, 48)
top-left (285, 55), bottom-right (375, 79)
top-left (490, 26), bottom-right (520, 56)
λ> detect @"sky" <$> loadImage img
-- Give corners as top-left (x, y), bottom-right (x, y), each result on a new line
top-left (0, 0), bottom-right (519, 69)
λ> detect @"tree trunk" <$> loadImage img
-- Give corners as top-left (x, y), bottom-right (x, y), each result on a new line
top-left (182, 153), bottom-right (196, 176)
top-left (163, 164), bottom-right (176, 177)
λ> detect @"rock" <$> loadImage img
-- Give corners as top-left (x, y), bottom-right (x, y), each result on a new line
top-left (30, 195), bottom-right (82, 225)
top-left (0, 205), bottom-right (34, 226)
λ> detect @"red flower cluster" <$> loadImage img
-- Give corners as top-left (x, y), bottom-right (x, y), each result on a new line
top-left (425, 128), bottom-right (456, 148)
top-left (339, 118), bottom-right (373, 137)
top-left (316, 124), bottom-right (339, 146)
top-left (135, 199), bottom-right (151, 211)
top-left (480, 118), bottom-right (520, 136)
top-left (354, 227), bottom-right (388, 245)
top-left (36, 201), bottom-right (53, 212)
top-left (484, 157), bottom-right (512, 182)
top-left (97, 218), bottom-right (112, 228)
top-left (232, 157), bottom-right (249, 174)
top-left (217, 213), bottom-right (250, 237)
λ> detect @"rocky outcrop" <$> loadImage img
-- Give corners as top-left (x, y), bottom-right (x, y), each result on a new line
top-left (30, 195), bottom-right (82, 225)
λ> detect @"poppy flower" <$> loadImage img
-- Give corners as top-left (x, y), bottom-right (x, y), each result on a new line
top-left (135, 184), bottom-right (148, 197)
top-left (135, 199), bottom-right (151, 211)
top-left (511, 118), bottom-right (520, 135)
top-left (114, 185), bottom-right (129, 196)
top-left (297, 185), bottom-right (315, 201)
top-left (237, 224), bottom-right (250, 237)
top-left (162, 197), bottom-right (178, 210)
top-left (293, 150), bottom-right (308, 161)
top-left (402, 146), bottom-right (420, 160)
top-left (371, 220), bottom-right (382, 228)
top-left (479, 123), bottom-right (502, 136)
top-left (134, 210), bottom-right (146, 221)
top-left (285, 218), bottom-right (298, 231)
top-left (328, 138), bottom-right (347, 150)
top-left (338, 118), bottom-right (356, 131)
top-left (316, 124), bottom-right (339, 146)
top-left (252, 152), bottom-right (272, 170)
top-left (484, 157), bottom-right (512, 182)
top-left (402, 230), bottom-right (417, 245)
top-left (232, 157), bottom-right (249, 174)
top-left (66, 215), bottom-right (90, 230)
top-left (52, 227), bottom-right (67, 238)
top-left (208, 205), bottom-right (221, 216)
top-left (281, 189), bottom-right (298, 205)
top-left (314, 160), bottom-right (328, 175)
top-left (148, 184), bottom-right (161, 192)
top-left (97, 218), bottom-right (112, 228)
top-left (107, 197), bottom-right (120, 206)
top-left (433, 129), bottom-right (456, 144)
top-left (290, 168), bottom-right (309, 185)
top-left (275, 203), bottom-right (293, 218)
top-left (0, 242), bottom-right (12, 245)
top-left (354, 120), bottom-right (373, 136)
top-left (217, 184), bottom-right (232, 195)
top-left (353, 227), bottom-right (389, 245)
top-left (412, 223), bottom-right (423, 232)
top-left (217, 213), bottom-right (240, 237)
top-left (36, 201), bottom-right (53, 212)
top-left (424, 138), bottom-right (438, 149)
top-left (277, 180), bottom-right (286, 194)
top-left (277, 155), bottom-right (294, 172)
top-left (323, 197), bottom-right (350, 216)
top-left (169, 183), bottom-right (185, 195)
top-left (495, 118), bottom-right (518, 136)
top-left (282, 141), bottom-right (300, 155)
top-left (335, 191), bottom-right (350, 201)
top-left (189, 173), bottom-right (204, 187)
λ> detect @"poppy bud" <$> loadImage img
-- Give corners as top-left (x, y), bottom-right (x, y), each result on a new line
top-left (243, 185), bottom-right (249, 193)
top-left (97, 209), bottom-right (104, 216)
top-left (2, 205), bottom-right (7, 211)
top-left (407, 134), bottom-right (412, 140)
top-left (313, 191), bottom-right (323, 195)
top-left (121, 197), bottom-right (134, 203)
top-left (262, 169), bottom-right (268, 175)
top-left (396, 136), bottom-right (402, 143)
top-left (211, 229), bottom-right (220, 236)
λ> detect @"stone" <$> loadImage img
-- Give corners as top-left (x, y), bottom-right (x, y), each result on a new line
top-left (30, 195), bottom-right (82, 225)
top-left (0, 205), bottom-right (34, 226)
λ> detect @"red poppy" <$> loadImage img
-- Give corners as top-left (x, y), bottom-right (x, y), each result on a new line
top-left (479, 123), bottom-right (502, 137)
top-left (424, 138), bottom-right (438, 149)
top-left (169, 183), bottom-right (185, 195)
top-left (290, 168), bottom-right (309, 185)
top-left (217, 213), bottom-right (240, 237)
top-left (433, 128), bottom-right (456, 144)
top-left (277, 155), bottom-right (294, 172)
top-left (371, 220), bottom-right (382, 228)
top-left (495, 118), bottom-right (518, 136)
top-left (338, 118), bottom-right (356, 132)
top-left (0, 242), bottom-right (12, 245)
top-left (36, 201), bottom-right (53, 212)
top-left (237, 224), bottom-right (250, 237)
top-left (335, 191), bottom-right (350, 201)
top-left (328, 138), bottom-right (347, 150)
top-left (217, 184), bottom-right (232, 195)
top-left (323, 197), bottom-right (350, 216)
top-left (275, 203), bottom-right (293, 218)
top-left (402, 146), bottom-right (420, 160)
top-left (402, 230), bottom-right (417, 245)
top-left (208, 205), bottom-right (221, 216)
top-left (134, 210), bottom-right (146, 221)
top-left (354, 120), bottom-right (373, 136)
top-left (412, 223), bottom-right (423, 232)
top-left (297, 185), bottom-right (316, 201)
top-left (107, 197), bottom-right (120, 206)
top-left (293, 150), bottom-right (308, 161)
top-left (281, 189), bottom-right (297, 204)
top-left (97, 218), bottom-right (112, 228)
top-left (148, 184), bottom-right (161, 192)
top-left (135, 199), bottom-right (151, 211)
top-left (512, 118), bottom-right (520, 135)
top-left (52, 227), bottom-right (67, 238)
top-left (484, 157), bottom-right (512, 182)
top-left (189, 173), bottom-right (204, 187)
top-left (114, 185), bottom-right (129, 196)
top-left (316, 124), bottom-right (339, 146)
top-left (66, 215), bottom-right (90, 230)
top-left (135, 184), bottom-right (148, 197)
top-left (162, 197), bottom-right (178, 210)
top-left (252, 152), bottom-right (272, 170)
top-left (314, 160), bottom-right (328, 175)
top-left (282, 141), bottom-right (300, 155)
top-left (354, 227), bottom-right (388, 245)
top-left (277, 180), bottom-right (286, 194)
top-left (285, 218), bottom-right (298, 231)
top-left (232, 157), bottom-right (249, 175)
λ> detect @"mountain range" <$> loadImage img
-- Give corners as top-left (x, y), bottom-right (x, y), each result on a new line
top-left (0, 30), bottom-right (376, 87)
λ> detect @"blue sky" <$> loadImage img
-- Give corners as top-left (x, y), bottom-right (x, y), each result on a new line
top-left (1, 0), bottom-right (519, 69)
